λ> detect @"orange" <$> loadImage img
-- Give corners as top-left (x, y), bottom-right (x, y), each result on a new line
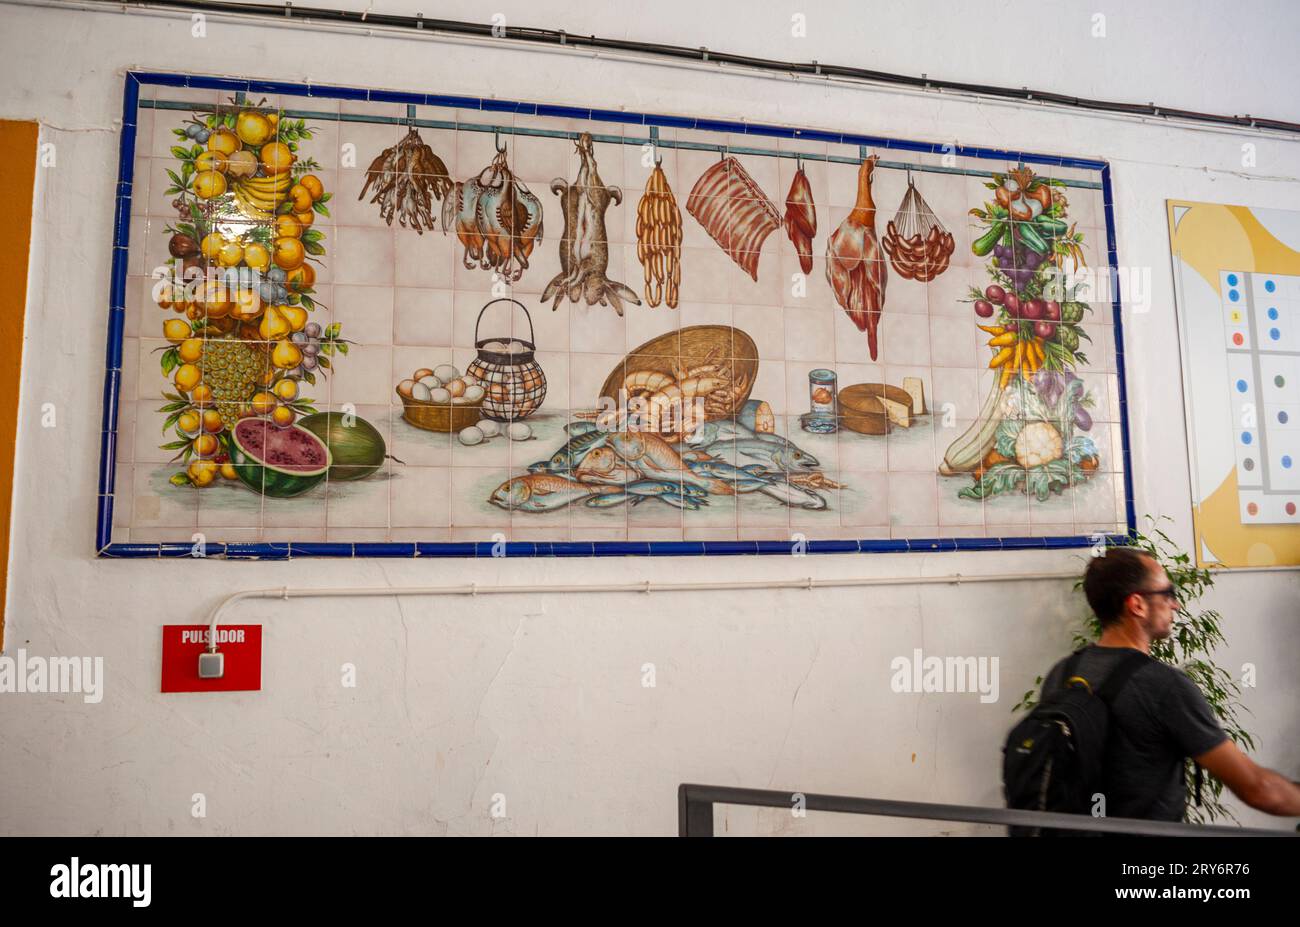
top-left (273, 378), bottom-right (298, 401)
top-left (272, 237), bottom-right (306, 270)
top-left (178, 338), bottom-right (203, 363)
top-left (250, 392), bottom-right (276, 416)
top-left (259, 142), bottom-right (294, 175)
top-left (235, 111), bottom-right (274, 147)
top-left (200, 232), bottom-right (225, 260)
top-left (293, 209), bottom-right (315, 228)
top-left (242, 242), bottom-right (271, 272)
top-left (192, 434), bottom-right (219, 457)
top-left (216, 239), bottom-right (244, 267)
top-left (274, 214), bottom-right (302, 239)
top-left (207, 129), bottom-right (240, 156)
top-left (174, 364), bottom-right (202, 392)
top-left (288, 184), bottom-right (313, 213)
top-left (230, 287), bottom-right (263, 322)
top-left (271, 406), bottom-right (296, 427)
top-left (201, 410), bottom-right (224, 433)
top-left (285, 263), bottom-right (315, 290)
top-left (190, 383), bottom-right (214, 406)
top-left (193, 171), bottom-right (227, 200)
top-left (195, 150), bottom-right (227, 174)
top-left (298, 174), bottom-right (324, 200)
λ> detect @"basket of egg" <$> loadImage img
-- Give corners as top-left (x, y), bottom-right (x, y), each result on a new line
top-left (396, 364), bottom-right (486, 433)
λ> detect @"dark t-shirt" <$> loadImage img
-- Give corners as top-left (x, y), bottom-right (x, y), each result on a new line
top-left (1040, 645), bottom-right (1227, 821)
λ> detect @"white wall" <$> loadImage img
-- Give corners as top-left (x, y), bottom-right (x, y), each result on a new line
top-left (0, 0), bottom-right (1297, 836)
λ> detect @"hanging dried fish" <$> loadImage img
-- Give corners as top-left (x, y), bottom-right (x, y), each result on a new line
top-left (686, 156), bottom-right (781, 281)
top-left (442, 146), bottom-right (544, 282)
top-left (542, 132), bottom-right (640, 315)
top-left (635, 162), bottom-right (682, 308)
top-left (783, 165), bottom-right (817, 274)
top-left (358, 127), bottom-right (453, 233)
top-left (882, 177), bottom-right (955, 282)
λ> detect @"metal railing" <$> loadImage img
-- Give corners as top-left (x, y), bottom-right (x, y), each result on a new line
top-left (678, 784), bottom-right (1297, 837)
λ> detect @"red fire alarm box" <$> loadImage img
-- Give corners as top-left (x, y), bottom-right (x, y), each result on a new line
top-left (161, 625), bottom-right (262, 693)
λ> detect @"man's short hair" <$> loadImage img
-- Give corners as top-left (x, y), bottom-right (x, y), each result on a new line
top-left (1083, 547), bottom-right (1156, 626)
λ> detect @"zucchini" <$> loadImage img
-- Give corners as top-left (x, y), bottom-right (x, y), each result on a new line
top-left (1018, 222), bottom-right (1050, 254)
top-left (1035, 216), bottom-right (1069, 236)
top-left (972, 222), bottom-right (1004, 257)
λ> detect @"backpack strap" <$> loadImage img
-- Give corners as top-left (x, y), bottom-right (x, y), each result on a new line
top-left (1095, 651), bottom-right (1151, 704)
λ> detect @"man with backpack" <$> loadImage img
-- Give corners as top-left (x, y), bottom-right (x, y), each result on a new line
top-left (1004, 546), bottom-right (1300, 833)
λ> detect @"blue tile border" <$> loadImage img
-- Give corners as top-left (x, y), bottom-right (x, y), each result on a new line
top-left (98, 71), bottom-right (1129, 560)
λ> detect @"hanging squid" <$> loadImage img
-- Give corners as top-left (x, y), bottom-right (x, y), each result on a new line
top-left (541, 132), bottom-right (641, 315)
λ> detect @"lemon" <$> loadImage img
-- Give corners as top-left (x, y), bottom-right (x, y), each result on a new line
top-left (163, 318), bottom-right (190, 343)
top-left (271, 405), bottom-right (296, 427)
top-left (178, 338), bottom-right (203, 363)
top-left (273, 237), bottom-right (306, 270)
top-left (177, 411), bottom-right (201, 436)
top-left (259, 142), bottom-right (294, 175)
top-left (175, 364), bottom-right (202, 392)
top-left (188, 459), bottom-right (219, 485)
top-left (299, 174), bottom-right (324, 201)
top-left (235, 111), bottom-right (274, 147)
top-left (243, 242), bottom-right (271, 272)
top-left (273, 378), bottom-right (298, 401)
top-left (193, 170), bottom-right (227, 200)
top-left (250, 392), bottom-right (276, 416)
top-left (207, 129), bottom-right (240, 156)
top-left (271, 340), bottom-right (303, 369)
top-left (200, 232), bottom-right (225, 260)
top-left (217, 240), bottom-right (244, 267)
top-left (195, 150), bottom-right (227, 174)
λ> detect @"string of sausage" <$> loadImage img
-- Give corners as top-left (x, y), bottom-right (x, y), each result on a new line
top-left (635, 164), bottom-right (683, 308)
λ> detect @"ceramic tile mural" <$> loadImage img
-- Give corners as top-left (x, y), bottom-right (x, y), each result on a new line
top-left (98, 73), bottom-right (1134, 557)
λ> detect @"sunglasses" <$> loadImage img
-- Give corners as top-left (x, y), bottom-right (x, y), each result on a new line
top-left (1138, 586), bottom-right (1178, 602)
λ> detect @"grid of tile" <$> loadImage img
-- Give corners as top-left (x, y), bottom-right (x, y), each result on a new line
top-left (98, 71), bottom-right (1136, 558)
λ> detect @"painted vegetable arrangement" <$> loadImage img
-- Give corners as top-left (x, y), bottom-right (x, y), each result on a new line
top-left (359, 127), bottom-right (453, 233)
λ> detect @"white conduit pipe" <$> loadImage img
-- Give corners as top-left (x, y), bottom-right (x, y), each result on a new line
top-left (204, 570), bottom-right (1082, 652)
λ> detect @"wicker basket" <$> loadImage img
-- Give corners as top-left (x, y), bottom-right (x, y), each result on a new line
top-left (597, 326), bottom-right (759, 433)
top-left (465, 298), bottom-right (547, 422)
top-left (398, 389), bottom-right (484, 433)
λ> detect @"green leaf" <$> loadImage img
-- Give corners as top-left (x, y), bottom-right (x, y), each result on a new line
top-left (161, 438), bottom-right (192, 450)
top-left (171, 146), bottom-right (193, 161)
top-left (302, 239), bottom-right (326, 256)
top-left (302, 370), bottom-right (316, 386)
top-left (300, 294), bottom-right (315, 311)
top-left (162, 411), bottom-right (184, 434)
top-left (317, 356), bottom-right (331, 370)
top-left (335, 342), bottom-right (348, 355)
top-left (312, 201), bottom-right (330, 217)
top-left (324, 322), bottom-right (341, 340)
top-left (317, 192), bottom-right (331, 204)
top-left (995, 419), bottom-right (1020, 459)
top-left (160, 347), bottom-right (180, 376)
top-left (182, 161), bottom-right (194, 181)
top-left (169, 472), bottom-right (191, 487)
top-left (166, 168), bottom-right (183, 187)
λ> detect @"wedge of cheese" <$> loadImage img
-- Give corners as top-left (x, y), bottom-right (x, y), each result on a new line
top-left (902, 376), bottom-right (927, 415)
top-left (879, 396), bottom-right (911, 428)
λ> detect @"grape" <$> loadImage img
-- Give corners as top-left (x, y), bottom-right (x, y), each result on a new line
top-left (304, 322), bottom-right (322, 338)
top-left (196, 129), bottom-right (210, 143)
top-left (185, 124), bottom-right (201, 139)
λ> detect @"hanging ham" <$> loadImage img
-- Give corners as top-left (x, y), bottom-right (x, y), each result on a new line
top-left (783, 165), bottom-right (817, 274)
top-left (826, 155), bottom-right (888, 360)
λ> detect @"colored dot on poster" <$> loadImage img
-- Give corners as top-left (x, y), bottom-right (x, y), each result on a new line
top-left (1277, 375), bottom-right (1287, 387)
top-left (1227, 273), bottom-right (1238, 286)
top-left (1236, 379), bottom-right (1248, 392)
top-left (1233, 333), bottom-right (1244, 346)
top-left (1231, 311), bottom-right (1241, 322)
top-left (1284, 456), bottom-right (1294, 469)
top-left (1287, 502), bottom-right (1297, 516)
top-left (1270, 328), bottom-right (1281, 341)
top-left (1229, 290), bottom-right (1240, 302)
top-left (1280, 411), bottom-right (1291, 424)
top-left (1268, 307), bottom-right (1279, 320)
top-left (1243, 458), bottom-right (1255, 471)
top-left (1241, 431), bottom-right (1253, 445)
top-left (1265, 279), bottom-right (1276, 292)
top-left (1247, 502), bottom-right (1259, 515)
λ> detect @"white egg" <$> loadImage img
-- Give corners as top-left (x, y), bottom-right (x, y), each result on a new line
top-left (482, 340), bottom-right (507, 353)
top-left (506, 422), bottom-right (532, 441)
top-left (418, 375), bottom-right (441, 390)
top-left (505, 342), bottom-right (526, 354)
top-left (477, 419), bottom-right (501, 438)
top-left (411, 382), bottom-right (432, 402)
top-left (463, 384), bottom-right (485, 402)
top-left (434, 364), bottom-right (460, 383)
top-left (444, 378), bottom-right (466, 398)
top-left (457, 426), bottom-right (485, 446)
top-left (430, 387), bottom-right (452, 404)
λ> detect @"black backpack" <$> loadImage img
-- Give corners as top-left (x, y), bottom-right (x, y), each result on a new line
top-left (1002, 648), bottom-right (1150, 836)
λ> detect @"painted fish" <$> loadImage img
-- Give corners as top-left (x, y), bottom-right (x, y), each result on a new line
top-left (608, 431), bottom-right (711, 489)
top-left (528, 428), bottom-right (609, 474)
top-left (585, 480), bottom-right (708, 510)
top-left (489, 474), bottom-right (613, 512)
top-left (573, 446), bottom-right (640, 486)
top-left (686, 459), bottom-right (770, 495)
top-left (717, 438), bottom-right (821, 472)
top-left (756, 478), bottom-right (828, 510)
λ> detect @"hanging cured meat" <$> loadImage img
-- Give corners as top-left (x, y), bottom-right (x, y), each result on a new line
top-left (783, 165), bottom-right (817, 274)
top-left (686, 157), bottom-right (781, 281)
top-left (826, 155), bottom-right (888, 360)
top-left (541, 133), bottom-right (641, 315)
top-left (635, 163), bottom-right (683, 308)
top-left (358, 127), bottom-right (454, 233)
top-left (442, 145), bottom-right (544, 283)
top-left (882, 177), bottom-right (955, 282)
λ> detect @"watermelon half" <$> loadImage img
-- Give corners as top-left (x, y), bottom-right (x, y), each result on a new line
top-left (229, 417), bottom-right (332, 498)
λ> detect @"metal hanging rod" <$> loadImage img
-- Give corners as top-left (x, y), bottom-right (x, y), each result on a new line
top-left (139, 98), bottom-right (1104, 190)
